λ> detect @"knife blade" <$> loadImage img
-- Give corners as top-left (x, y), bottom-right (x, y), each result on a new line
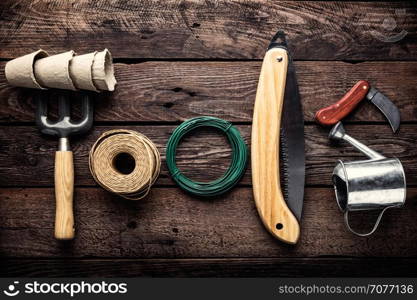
top-left (315, 80), bottom-right (401, 132)
top-left (366, 87), bottom-right (401, 132)
top-left (251, 31), bottom-right (305, 244)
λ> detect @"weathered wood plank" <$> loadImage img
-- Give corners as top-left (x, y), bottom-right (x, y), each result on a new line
top-left (0, 1), bottom-right (416, 60)
top-left (3, 258), bottom-right (417, 277)
top-left (0, 124), bottom-right (416, 187)
top-left (1, 61), bottom-right (417, 123)
top-left (0, 187), bottom-right (416, 258)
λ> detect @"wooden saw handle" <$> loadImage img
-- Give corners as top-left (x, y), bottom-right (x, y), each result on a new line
top-left (54, 151), bottom-right (75, 240)
top-left (251, 47), bottom-right (300, 244)
top-left (315, 80), bottom-right (370, 125)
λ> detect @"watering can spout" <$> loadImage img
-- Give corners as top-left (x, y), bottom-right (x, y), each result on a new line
top-left (329, 122), bottom-right (385, 160)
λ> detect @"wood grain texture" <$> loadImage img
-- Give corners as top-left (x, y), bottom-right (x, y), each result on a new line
top-left (54, 151), bottom-right (75, 240)
top-left (1, 0), bottom-right (416, 278)
top-left (1, 61), bottom-right (416, 123)
top-left (251, 48), bottom-right (300, 244)
top-left (3, 258), bottom-right (417, 277)
top-left (1, 124), bottom-right (417, 187)
top-left (0, 1), bottom-right (416, 60)
top-left (0, 187), bottom-right (416, 258)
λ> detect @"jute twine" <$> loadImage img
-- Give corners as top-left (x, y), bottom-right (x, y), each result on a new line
top-left (89, 129), bottom-right (161, 200)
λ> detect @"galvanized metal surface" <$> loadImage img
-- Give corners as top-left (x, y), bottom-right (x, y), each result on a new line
top-left (330, 122), bottom-right (406, 237)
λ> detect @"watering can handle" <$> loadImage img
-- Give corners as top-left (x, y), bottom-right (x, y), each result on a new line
top-left (344, 206), bottom-right (392, 237)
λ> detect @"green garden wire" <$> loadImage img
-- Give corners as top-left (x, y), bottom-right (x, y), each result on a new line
top-left (166, 116), bottom-right (248, 197)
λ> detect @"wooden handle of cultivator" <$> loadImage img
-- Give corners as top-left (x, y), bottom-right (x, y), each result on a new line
top-left (251, 47), bottom-right (300, 244)
top-left (315, 80), bottom-right (370, 126)
top-left (54, 151), bottom-right (75, 240)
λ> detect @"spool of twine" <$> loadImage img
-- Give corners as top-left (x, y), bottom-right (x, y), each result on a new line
top-left (89, 129), bottom-right (161, 200)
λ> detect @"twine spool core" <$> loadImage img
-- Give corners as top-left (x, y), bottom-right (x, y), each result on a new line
top-left (113, 152), bottom-right (136, 174)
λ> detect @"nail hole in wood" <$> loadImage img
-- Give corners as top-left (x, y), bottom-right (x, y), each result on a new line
top-left (127, 221), bottom-right (137, 229)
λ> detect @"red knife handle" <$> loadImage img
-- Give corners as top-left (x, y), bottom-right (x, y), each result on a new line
top-left (315, 80), bottom-right (370, 126)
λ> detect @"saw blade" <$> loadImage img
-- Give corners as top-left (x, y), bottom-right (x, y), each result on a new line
top-left (270, 32), bottom-right (305, 221)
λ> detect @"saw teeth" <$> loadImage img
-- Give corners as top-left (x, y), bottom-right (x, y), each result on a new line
top-left (280, 128), bottom-right (289, 200)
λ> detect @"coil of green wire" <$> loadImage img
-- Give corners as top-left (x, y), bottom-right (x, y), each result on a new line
top-left (166, 116), bottom-right (248, 197)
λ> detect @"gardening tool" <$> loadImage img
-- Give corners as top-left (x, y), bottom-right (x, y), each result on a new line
top-left (330, 122), bottom-right (406, 237)
top-left (251, 31), bottom-right (305, 244)
top-left (315, 80), bottom-right (401, 132)
top-left (35, 91), bottom-right (93, 240)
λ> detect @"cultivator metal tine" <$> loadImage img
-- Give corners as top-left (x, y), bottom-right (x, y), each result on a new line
top-left (66, 94), bottom-right (93, 134)
top-left (58, 93), bottom-right (71, 121)
top-left (81, 94), bottom-right (93, 124)
top-left (35, 94), bottom-right (47, 119)
top-left (35, 92), bottom-right (55, 133)
top-left (35, 91), bottom-right (94, 137)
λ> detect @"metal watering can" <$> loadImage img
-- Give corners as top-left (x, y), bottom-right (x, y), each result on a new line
top-left (329, 122), bottom-right (406, 237)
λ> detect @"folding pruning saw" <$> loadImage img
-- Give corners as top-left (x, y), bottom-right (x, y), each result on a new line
top-left (251, 32), bottom-right (305, 244)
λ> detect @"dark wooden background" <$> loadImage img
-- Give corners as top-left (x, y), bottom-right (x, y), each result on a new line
top-left (0, 0), bottom-right (417, 277)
